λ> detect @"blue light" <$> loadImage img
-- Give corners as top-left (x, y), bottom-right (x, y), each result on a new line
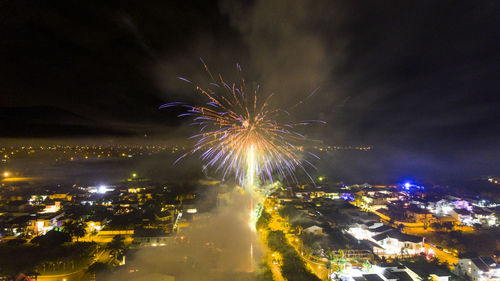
top-left (404, 182), bottom-right (411, 189)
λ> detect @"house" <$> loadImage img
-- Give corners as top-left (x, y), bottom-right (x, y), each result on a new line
top-left (347, 222), bottom-right (392, 241)
top-left (455, 256), bottom-right (500, 281)
top-left (450, 208), bottom-right (473, 225)
top-left (348, 221), bottom-right (423, 257)
top-left (368, 225), bottom-right (394, 236)
top-left (404, 262), bottom-right (451, 281)
top-left (361, 239), bottom-right (385, 256)
top-left (406, 208), bottom-right (433, 224)
top-left (0, 214), bottom-right (31, 237)
top-left (339, 261), bottom-right (433, 281)
top-left (362, 274), bottom-right (384, 281)
top-left (132, 229), bottom-right (171, 247)
top-left (303, 225), bottom-right (325, 236)
top-left (473, 207), bottom-right (497, 227)
top-left (27, 212), bottom-right (65, 235)
top-left (371, 230), bottom-right (423, 256)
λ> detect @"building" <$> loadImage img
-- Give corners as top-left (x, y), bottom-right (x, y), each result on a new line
top-left (348, 222), bottom-right (393, 241)
top-left (371, 230), bottom-right (423, 256)
top-left (303, 225), bottom-right (325, 236)
top-left (86, 221), bottom-right (102, 233)
top-left (347, 221), bottom-right (424, 257)
top-left (450, 208), bottom-right (473, 225)
top-left (132, 229), bottom-right (171, 247)
top-left (27, 212), bottom-right (65, 235)
top-left (473, 207), bottom-right (497, 227)
top-left (339, 262), bottom-right (423, 281)
top-left (455, 256), bottom-right (500, 281)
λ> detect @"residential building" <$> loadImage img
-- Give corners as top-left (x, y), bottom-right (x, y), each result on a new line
top-left (371, 230), bottom-right (423, 256)
top-left (455, 256), bottom-right (500, 281)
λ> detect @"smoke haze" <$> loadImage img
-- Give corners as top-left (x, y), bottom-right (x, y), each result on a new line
top-left (107, 189), bottom-right (261, 281)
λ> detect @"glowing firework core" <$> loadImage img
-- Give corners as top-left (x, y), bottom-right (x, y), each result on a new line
top-left (161, 62), bottom-right (322, 188)
top-left (162, 62), bottom-right (324, 271)
top-left (247, 145), bottom-right (255, 188)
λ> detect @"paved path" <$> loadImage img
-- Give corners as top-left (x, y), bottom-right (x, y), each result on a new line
top-left (37, 270), bottom-right (83, 281)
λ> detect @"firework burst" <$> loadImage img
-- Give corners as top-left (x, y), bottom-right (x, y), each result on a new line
top-left (161, 61), bottom-right (324, 187)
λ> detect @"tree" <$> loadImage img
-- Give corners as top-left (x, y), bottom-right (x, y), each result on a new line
top-left (73, 223), bottom-right (87, 242)
top-left (398, 223), bottom-right (405, 232)
top-left (267, 231), bottom-right (287, 252)
top-left (31, 230), bottom-right (71, 246)
top-left (62, 220), bottom-right (78, 237)
top-left (279, 205), bottom-right (297, 219)
top-left (326, 251), bottom-right (338, 280)
top-left (255, 261), bottom-right (273, 281)
top-left (107, 235), bottom-right (126, 262)
top-left (431, 222), bottom-right (444, 230)
top-left (87, 262), bottom-right (110, 281)
top-left (442, 221), bottom-right (454, 231)
top-left (6, 238), bottom-right (27, 246)
top-left (256, 210), bottom-right (271, 231)
top-left (362, 260), bottom-right (372, 273)
top-left (62, 220), bottom-right (87, 242)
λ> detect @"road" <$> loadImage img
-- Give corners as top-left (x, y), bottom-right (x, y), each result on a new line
top-left (37, 270), bottom-right (83, 281)
top-left (267, 250), bottom-right (286, 281)
top-left (264, 200), bottom-right (326, 281)
top-left (424, 243), bottom-right (458, 267)
top-left (302, 254), bottom-right (328, 280)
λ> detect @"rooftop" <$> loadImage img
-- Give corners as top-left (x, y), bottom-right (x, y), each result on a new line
top-left (471, 256), bottom-right (499, 272)
top-left (372, 229), bottom-right (422, 243)
top-left (362, 274), bottom-right (384, 281)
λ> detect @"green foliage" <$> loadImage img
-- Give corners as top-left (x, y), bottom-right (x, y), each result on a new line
top-left (62, 220), bottom-right (87, 241)
top-left (431, 221), bottom-right (454, 231)
top-left (108, 235), bottom-right (125, 250)
top-left (267, 231), bottom-right (288, 252)
top-left (279, 205), bottom-right (298, 219)
top-left (301, 232), bottom-right (327, 252)
top-left (107, 210), bottom-right (143, 229)
top-left (426, 229), bottom-right (500, 256)
top-left (0, 242), bottom-right (96, 279)
top-left (325, 227), bottom-right (349, 249)
top-left (87, 261), bottom-right (111, 278)
top-left (256, 210), bottom-right (271, 231)
top-left (255, 260), bottom-right (273, 281)
top-left (266, 230), bottom-right (321, 281)
top-left (5, 238), bottom-right (27, 246)
top-left (31, 230), bottom-right (72, 246)
top-left (362, 260), bottom-right (372, 272)
top-left (108, 235), bottom-right (126, 263)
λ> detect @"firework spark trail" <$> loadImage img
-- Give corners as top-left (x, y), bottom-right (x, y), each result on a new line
top-left (161, 61), bottom-right (325, 187)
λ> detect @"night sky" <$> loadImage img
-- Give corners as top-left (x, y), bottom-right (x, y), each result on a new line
top-left (1, 1), bottom-right (499, 182)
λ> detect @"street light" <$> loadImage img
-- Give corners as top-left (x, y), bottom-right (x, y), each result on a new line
top-left (2, 171), bottom-right (9, 177)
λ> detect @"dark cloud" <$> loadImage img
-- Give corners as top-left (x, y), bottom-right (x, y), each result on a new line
top-left (1, 0), bottom-right (499, 180)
